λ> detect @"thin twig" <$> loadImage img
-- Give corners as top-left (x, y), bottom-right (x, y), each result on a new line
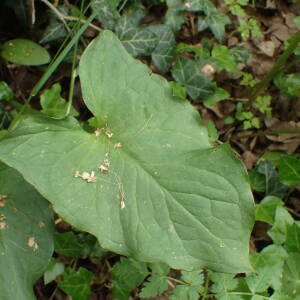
top-left (235, 129), bottom-right (300, 139)
top-left (40, 0), bottom-right (101, 32)
top-left (40, 0), bottom-right (71, 32)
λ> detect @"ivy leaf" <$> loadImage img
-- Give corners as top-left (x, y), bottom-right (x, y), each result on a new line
top-left (184, 0), bottom-right (216, 14)
top-left (171, 56), bottom-right (214, 100)
top-left (54, 232), bottom-right (86, 257)
top-left (0, 163), bottom-right (54, 300)
top-left (40, 6), bottom-right (69, 44)
top-left (112, 258), bottom-right (148, 300)
top-left (230, 46), bottom-right (249, 63)
top-left (248, 170), bottom-right (266, 193)
top-left (0, 31), bottom-right (254, 273)
top-left (115, 15), bottom-right (157, 57)
top-left (211, 45), bottom-right (238, 73)
top-left (93, 0), bottom-right (119, 30)
top-left (256, 161), bottom-right (288, 198)
top-left (278, 155), bottom-right (300, 186)
top-left (58, 267), bottom-right (93, 300)
top-left (165, 0), bottom-right (185, 32)
top-left (198, 11), bottom-right (230, 42)
top-left (148, 24), bottom-right (176, 73)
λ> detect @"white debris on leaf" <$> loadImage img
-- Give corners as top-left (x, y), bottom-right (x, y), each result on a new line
top-left (99, 164), bottom-right (109, 174)
top-left (0, 214), bottom-right (7, 230)
top-left (106, 132), bottom-right (113, 138)
top-left (38, 221), bottom-right (45, 228)
top-left (184, 1), bottom-right (191, 8)
top-left (120, 200), bottom-right (125, 209)
top-left (74, 171), bottom-right (97, 183)
top-left (94, 128), bottom-right (103, 136)
top-left (0, 200), bottom-right (5, 208)
top-left (114, 142), bottom-right (122, 148)
top-left (27, 237), bottom-right (38, 251)
top-left (0, 195), bottom-right (8, 200)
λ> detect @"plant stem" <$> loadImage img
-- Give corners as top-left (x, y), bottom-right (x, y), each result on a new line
top-left (201, 270), bottom-right (210, 299)
top-left (248, 31), bottom-right (300, 104)
top-left (40, 0), bottom-right (101, 31)
top-left (8, 5), bottom-right (101, 130)
top-left (236, 129), bottom-right (300, 139)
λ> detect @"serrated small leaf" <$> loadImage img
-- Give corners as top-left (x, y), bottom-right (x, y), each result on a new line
top-left (58, 267), bottom-right (93, 300)
top-left (139, 274), bottom-right (168, 298)
top-left (148, 24), bottom-right (176, 73)
top-left (171, 56), bottom-right (214, 100)
top-left (44, 258), bottom-right (65, 285)
top-left (169, 81), bottom-right (186, 99)
top-left (115, 15), bottom-right (157, 57)
top-left (0, 163), bottom-right (54, 300)
top-left (1, 39), bottom-right (51, 66)
top-left (54, 232), bottom-right (86, 257)
top-left (212, 45), bottom-right (238, 73)
top-left (171, 284), bottom-right (200, 300)
top-left (198, 11), bottom-right (230, 42)
top-left (203, 86), bottom-right (229, 106)
top-left (255, 196), bottom-right (283, 225)
top-left (182, 269), bottom-right (204, 286)
top-left (211, 272), bottom-right (239, 294)
top-left (112, 258), bottom-right (148, 300)
top-left (278, 155), bottom-right (300, 186)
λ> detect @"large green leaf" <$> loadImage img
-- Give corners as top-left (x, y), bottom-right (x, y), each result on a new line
top-left (0, 163), bottom-right (54, 300)
top-left (0, 31), bottom-right (254, 273)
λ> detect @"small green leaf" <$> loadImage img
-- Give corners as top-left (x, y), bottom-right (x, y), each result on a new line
top-left (40, 83), bottom-right (77, 119)
top-left (181, 269), bottom-right (204, 286)
top-left (256, 161), bottom-right (288, 198)
top-left (115, 15), bottom-right (157, 57)
top-left (261, 151), bottom-right (288, 168)
top-left (278, 155), bottom-right (300, 186)
top-left (212, 45), bottom-right (238, 73)
top-left (0, 81), bottom-right (13, 101)
top-left (198, 11), bottom-right (231, 42)
top-left (112, 258), bottom-right (148, 300)
top-left (0, 163), bottom-right (54, 300)
top-left (169, 81), bottom-right (186, 99)
top-left (171, 284), bottom-right (200, 300)
top-left (54, 231), bottom-right (86, 257)
top-left (1, 39), bottom-right (51, 66)
top-left (148, 24), bottom-right (176, 73)
top-left (274, 73), bottom-right (300, 98)
top-left (176, 42), bottom-right (210, 59)
top-left (255, 196), bottom-right (283, 225)
top-left (249, 245), bottom-right (288, 290)
top-left (230, 46), bottom-right (249, 63)
top-left (171, 56), bottom-right (214, 100)
top-left (206, 120), bottom-right (219, 142)
top-left (203, 86), bottom-right (229, 106)
top-left (58, 267), bottom-right (93, 300)
top-left (44, 258), bottom-right (65, 285)
top-left (139, 274), bottom-right (168, 298)
top-left (211, 272), bottom-right (240, 299)
top-left (248, 170), bottom-right (266, 193)
top-left (284, 222), bottom-right (300, 252)
top-left (184, 0), bottom-right (216, 14)
top-left (268, 207), bottom-right (294, 244)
